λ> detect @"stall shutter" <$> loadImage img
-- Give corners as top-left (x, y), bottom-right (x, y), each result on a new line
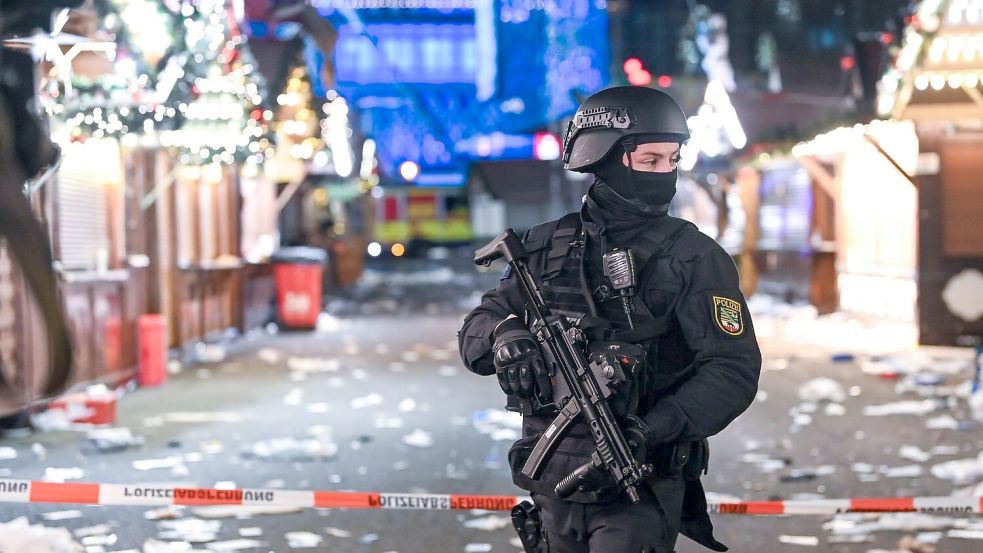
top-left (57, 142), bottom-right (112, 270)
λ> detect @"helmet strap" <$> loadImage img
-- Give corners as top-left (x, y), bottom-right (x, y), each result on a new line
top-left (620, 137), bottom-right (639, 198)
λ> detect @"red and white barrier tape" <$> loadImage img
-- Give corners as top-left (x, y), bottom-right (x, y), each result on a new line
top-left (2, 480), bottom-right (981, 515)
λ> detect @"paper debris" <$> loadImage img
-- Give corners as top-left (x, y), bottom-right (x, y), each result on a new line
top-left (41, 510), bottom-right (83, 521)
top-left (238, 528), bottom-right (262, 537)
top-left (402, 429), bottom-right (434, 448)
top-left (438, 365), bottom-right (458, 377)
top-left (206, 539), bottom-right (263, 551)
top-left (464, 515), bottom-right (512, 531)
top-left (925, 415), bottom-right (960, 430)
top-left (882, 464), bottom-right (923, 478)
top-left (350, 393), bottom-right (383, 409)
top-left (930, 452), bottom-right (983, 485)
top-left (86, 427), bottom-right (144, 453)
top-left (157, 519), bottom-right (221, 542)
top-left (194, 343), bottom-right (227, 364)
top-left (161, 412), bottom-right (243, 424)
top-left (144, 506), bottom-right (185, 520)
top-left (863, 400), bottom-right (943, 417)
top-left (285, 531), bottom-right (322, 548)
top-left (899, 445), bottom-right (932, 463)
top-left (143, 539), bottom-right (196, 552)
top-left (949, 529), bottom-right (983, 540)
top-left (798, 378), bottom-right (847, 403)
top-left (324, 527), bottom-right (352, 538)
top-left (0, 447), bottom-right (17, 460)
top-left (244, 437), bottom-right (338, 462)
top-left (133, 456), bottom-right (184, 471)
top-left (43, 467), bottom-right (85, 482)
top-left (0, 517), bottom-right (82, 553)
top-left (74, 524), bottom-right (113, 538)
top-left (398, 398), bottom-right (417, 412)
top-left (464, 544), bottom-right (492, 553)
top-left (257, 348), bottom-right (281, 364)
top-left (374, 414), bottom-right (405, 429)
top-left (779, 535), bottom-right (819, 546)
top-left (192, 505), bottom-right (304, 518)
top-left (287, 357), bottom-right (340, 373)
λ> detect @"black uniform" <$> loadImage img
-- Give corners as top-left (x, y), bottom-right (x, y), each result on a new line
top-left (458, 180), bottom-right (761, 552)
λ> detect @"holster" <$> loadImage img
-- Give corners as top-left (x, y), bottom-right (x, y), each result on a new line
top-left (511, 500), bottom-right (548, 553)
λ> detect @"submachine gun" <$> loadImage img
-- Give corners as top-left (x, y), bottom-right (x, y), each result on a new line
top-left (474, 229), bottom-right (653, 506)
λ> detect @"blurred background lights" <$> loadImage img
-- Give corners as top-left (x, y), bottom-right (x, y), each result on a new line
top-left (399, 160), bottom-right (420, 181)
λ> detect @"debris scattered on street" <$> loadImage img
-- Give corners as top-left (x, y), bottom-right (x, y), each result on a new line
top-left (257, 348), bottom-right (282, 364)
top-left (40, 510), bottom-right (83, 521)
top-left (350, 393), bottom-right (383, 409)
top-left (0, 517), bottom-right (82, 553)
top-left (863, 399), bottom-right (944, 417)
top-left (402, 429), bottom-right (434, 448)
top-left (244, 436), bottom-right (339, 462)
top-left (157, 518), bottom-right (221, 542)
top-left (464, 544), bottom-right (492, 553)
top-left (43, 467), bottom-right (85, 482)
top-left (194, 343), bottom-right (227, 364)
top-left (285, 531), bottom-right (322, 548)
top-left (287, 357), bottom-right (340, 373)
top-left (192, 505), bottom-right (305, 519)
top-left (324, 527), bottom-right (352, 538)
top-left (898, 445), bottom-right (933, 463)
top-left (779, 535), bottom-right (820, 546)
top-left (930, 452), bottom-right (983, 485)
top-left (463, 515), bottom-right (511, 531)
top-left (85, 427), bottom-right (145, 453)
top-left (798, 378), bottom-right (847, 403)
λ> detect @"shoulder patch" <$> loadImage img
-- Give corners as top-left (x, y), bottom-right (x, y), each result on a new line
top-left (712, 296), bottom-right (744, 336)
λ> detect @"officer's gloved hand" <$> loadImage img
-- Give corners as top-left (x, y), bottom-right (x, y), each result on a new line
top-left (492, 318), bottom-right (551, 399)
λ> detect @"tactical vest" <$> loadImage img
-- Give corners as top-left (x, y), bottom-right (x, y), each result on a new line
top-left (524, 212), bottom-right (695, 348)
top-left (510, 212), bottom-right (698, 503)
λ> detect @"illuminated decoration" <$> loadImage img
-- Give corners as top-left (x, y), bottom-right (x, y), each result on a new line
top-left (876, 0), bottom-right (983, 119)
top-left (679, 80), bottom-right (747, 171)
top-left (308, 0), bottom-right (609, 185)
top-left (46, 0), bottom-right (270, 167)
top-left (272, 67), bottom-right (325, 169)
top-left (360, 138), bottom-right (378, 181)
top-left (367, 242), bottom-right (383, 257)
top-left (314, 0), bottom-right (475, 7)
top-left (159, 0), bottom-right (270, 165)
top-left (322, 96), bottom-right (355, 178)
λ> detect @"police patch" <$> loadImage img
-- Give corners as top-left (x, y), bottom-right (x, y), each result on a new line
top-left (712, 296), bottom-right (744, 336)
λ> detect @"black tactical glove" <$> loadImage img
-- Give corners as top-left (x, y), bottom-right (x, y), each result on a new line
top-left (492, 318), bottom-right (552, 399)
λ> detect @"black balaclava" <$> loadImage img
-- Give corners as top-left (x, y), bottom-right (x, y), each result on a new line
top-left (590, 141), bottom-right (679, 206)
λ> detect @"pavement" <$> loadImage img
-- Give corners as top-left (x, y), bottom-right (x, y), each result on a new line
top-left (1, 253), bottom-right (982, 552)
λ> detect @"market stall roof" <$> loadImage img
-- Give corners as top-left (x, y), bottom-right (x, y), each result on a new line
top-left (878, 0), bottom-right (983, 122)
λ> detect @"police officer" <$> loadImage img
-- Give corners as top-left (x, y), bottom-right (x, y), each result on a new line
top-left (459, 86), bottom-right (761, 553)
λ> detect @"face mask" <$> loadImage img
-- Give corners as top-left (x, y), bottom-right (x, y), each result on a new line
top-left (592, 153), bottom-right (678, 206)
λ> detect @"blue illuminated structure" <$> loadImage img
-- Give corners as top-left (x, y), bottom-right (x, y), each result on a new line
top-left (304, 0), bottom-right (610, 186)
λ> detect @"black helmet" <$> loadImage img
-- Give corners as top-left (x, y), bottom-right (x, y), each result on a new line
top-left (562, 86), bottom-right (690, 172)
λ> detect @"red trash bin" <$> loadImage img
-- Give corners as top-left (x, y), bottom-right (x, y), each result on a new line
top-left (272, 247), bottom-right (327, 329)
top-left (138, 314), bottom-right (167, 387)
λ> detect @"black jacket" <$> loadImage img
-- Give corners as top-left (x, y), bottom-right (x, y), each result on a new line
top-left (458, 209), bottom-right (761, 551)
